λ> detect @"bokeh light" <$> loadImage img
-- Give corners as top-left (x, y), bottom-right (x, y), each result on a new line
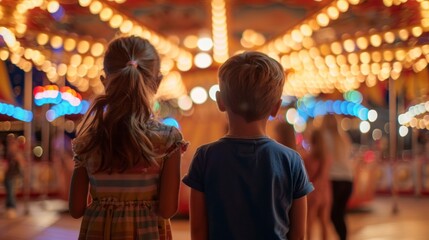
top-left (163, 117), bottom-right (180, 129)
top-left (194, 52), bottom-right (213, 69)
top-left (372, 128), bottom-right (382, 141)
top-left (368, 109), bottom-right (378, 122)
top-left (178, 95), bottom-right (193, 111)
top-left (359, 121), bottom-right (370, 133)
top-left (197, 37), bottom-right (214, 51)
top-left (399, 126), bottom-right (409, 137)
top-left (209, 84), bottom-right (219, 101)
top-left (33, 146), bottom-right (43, 158)
top-left (190, 86), bottom-right (208, 104)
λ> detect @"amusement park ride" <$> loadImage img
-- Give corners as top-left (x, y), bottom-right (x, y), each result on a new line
top-left (0, 0), bottom-right (429, 215)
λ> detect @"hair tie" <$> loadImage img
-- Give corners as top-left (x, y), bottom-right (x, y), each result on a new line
top-left (127, 60), bottom-right (138, 68)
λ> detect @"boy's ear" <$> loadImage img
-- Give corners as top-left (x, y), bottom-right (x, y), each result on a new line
top-left (215, 91), bottom-right (226, 112)
top-left (270, 99), bottom-right (282, 117)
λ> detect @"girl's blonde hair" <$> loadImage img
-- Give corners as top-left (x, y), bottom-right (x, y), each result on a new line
top-left (75, 36), bottom-right (162, 173)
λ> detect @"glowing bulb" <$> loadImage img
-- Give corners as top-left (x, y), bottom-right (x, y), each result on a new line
top-left (359, 120), bottom-right (370, 133)
top-left (119, 20), bottom-right (133, 33)
top-left (47, 1), bottom-right (60, 13)
top-left (90, 43), bottom-right (104, 57)
top-left (33, 146), bottom-right (43, 157)
top-left (77, 40), bottom-right (90, 54)
top-left (100, 7), bottom-right (113, 21)
top-left (194, 52), bottom-right (212, 69)
top-left (37, 33), bottom-right (49, 45)
top-left (399, 126), bottom-right (409, 137)
top-left (78, 0), bottom-right (92, 7)
top-left (209, 84), bottom-right (219, 101)
top-left (50, 35), bottom-right (63, 49)
top-left (412, 26), bottom-right (423, 37)
top-left (370, 34), bottom-right (382, 47)
top-left (327, 6), bottom-right (340, 20)
top-left (367, 109), bottom-right (378, 122)
top-left (316, 13), bottom-right (329, 27)
top-left (89, 1), bottom-right (102, 14)
top-left (286, 108), bottom-right (298, 124)
top-left (109, 14), bottom-right (123, 28)
top-left (184, 35), bottom-right (198, 49)
top-left (197, 37), bottom-right (213, 51)
top-left (190, 87), bottom-right (208, 104)
top-left (372, 129), bottom-right (382, 140)
top-left (64, 38), bottom-right (76, 52)
top-left (356, 37), bottom-right (369, 50)
top-left (178, 95), bottom-right (193, 111)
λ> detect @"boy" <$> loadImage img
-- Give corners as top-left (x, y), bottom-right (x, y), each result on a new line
top-left (183, 52), bottom-right (314, 240)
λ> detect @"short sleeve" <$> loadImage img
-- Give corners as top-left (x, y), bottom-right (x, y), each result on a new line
top-left (182, 147), bottom-right (205, 192)
top-left (291, 152), bottom-right (314, 199)
top-left (163, 127), bottom-right (188, 160)
top-left (71, 139), bottom-right (86, 169)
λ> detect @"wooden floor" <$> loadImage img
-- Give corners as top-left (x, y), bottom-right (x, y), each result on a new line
top-left (0, 196), bottom-right (428, 240)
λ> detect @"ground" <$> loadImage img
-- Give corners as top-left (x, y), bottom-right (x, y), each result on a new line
top-left (0, 196), bottom-right (428, 240)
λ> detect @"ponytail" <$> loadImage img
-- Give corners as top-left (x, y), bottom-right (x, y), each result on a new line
top-left (74, 36), bottom-right (162, 173)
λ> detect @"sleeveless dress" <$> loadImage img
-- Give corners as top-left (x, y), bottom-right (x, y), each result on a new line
top-left (72, 120), bottom-right (187, 240)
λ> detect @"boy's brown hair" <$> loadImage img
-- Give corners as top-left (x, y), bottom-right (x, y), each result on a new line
top-left (218, 51), bottom-right (285, 122)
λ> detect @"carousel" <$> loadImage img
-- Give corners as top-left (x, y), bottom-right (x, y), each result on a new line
top-left (0, 0), bottom-right (428, 215)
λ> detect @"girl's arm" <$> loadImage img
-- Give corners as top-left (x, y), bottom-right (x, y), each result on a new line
top-left (69, 166), bottom-right (89, 219)
top-left (190, 188), bottom-right (208, 240)
top-left (158, 149), bottom-right (181, 219)
top-left (287, 195), bottom-right (307, 240)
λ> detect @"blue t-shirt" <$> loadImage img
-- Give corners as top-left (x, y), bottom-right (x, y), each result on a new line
top-left (182, 137), bottom-right (314, 240)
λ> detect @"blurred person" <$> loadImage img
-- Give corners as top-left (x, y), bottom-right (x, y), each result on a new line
top-left (183, 52), bottom-right (314, 240)
top-left (274, 121), bottom-right (297, 150)
top-left (3, 133), bottom-right (24, 219)
top-left (69, 36), bottom-right (187, 239)
top-left (322, 114), bottom-right (354, 240)
top-left (304, 127), bottom-right (332, 240)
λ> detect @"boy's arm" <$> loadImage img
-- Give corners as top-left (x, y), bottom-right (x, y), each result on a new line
top-left (287, 195), bottom-right (307, 240)
top-left (190, 188), bottom-right (208, 240)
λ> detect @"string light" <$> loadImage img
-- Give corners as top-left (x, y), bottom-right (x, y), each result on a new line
top-left (211, 0), bottom-right (229, 63)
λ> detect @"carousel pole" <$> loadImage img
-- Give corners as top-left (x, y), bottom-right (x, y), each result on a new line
top-left (23, 69), bottom-right (33, 215)
top-left (55, 76), bottom-right (65, 203)
top-left (40, 104), bottom-right (50, 207)
top-left (388, 77), bottom-right (399, 214)
top-left (412, 127), bottom-right (421, 196)
top-left (412, 74), bottom-right (422, 197)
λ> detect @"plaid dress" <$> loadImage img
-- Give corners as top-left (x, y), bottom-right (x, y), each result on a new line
top-left (73, 120), bottom-right (186, 240)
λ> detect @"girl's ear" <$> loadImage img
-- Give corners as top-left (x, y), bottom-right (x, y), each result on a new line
top-left (215, 91), bottom-right (226, 112)
top-left (270, 99), bottom-right (282, 117)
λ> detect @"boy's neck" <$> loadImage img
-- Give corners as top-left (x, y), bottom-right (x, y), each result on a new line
top-left (226, 112), bottom-right (268, 138)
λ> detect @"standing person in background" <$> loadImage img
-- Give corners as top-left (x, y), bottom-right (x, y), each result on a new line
top-left (323, 114), bottom-right (354, 240)
top-left (69, 36), bottom-right (187, 239)
top-left (4, 133), bottom-right (24, 219)
top-left (274, 121), bottom-right (297, 150)
top-left (304, 127), bottom-right (332, 240)
top-left (183, 51), bottom-right (314, 240)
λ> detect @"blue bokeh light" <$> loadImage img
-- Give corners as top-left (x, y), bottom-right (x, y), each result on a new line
top-left (296, 95), bottom-right (370, 122)
top-left (162, 117), bottom-right (180, 129)
top-left (0, 102), bottom-right (33, 122)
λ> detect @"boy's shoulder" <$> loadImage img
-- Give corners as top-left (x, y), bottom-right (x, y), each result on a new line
top-left (197, 137), bottom-right (300, 157)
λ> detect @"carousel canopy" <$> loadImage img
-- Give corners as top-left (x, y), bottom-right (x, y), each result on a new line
top-left (0, 0), bottom-right (427, 102)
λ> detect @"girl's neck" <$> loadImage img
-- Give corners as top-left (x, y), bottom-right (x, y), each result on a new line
top-left (226, 112), bottom-right (268, 139)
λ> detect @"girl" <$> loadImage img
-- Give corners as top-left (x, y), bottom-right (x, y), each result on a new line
top-left (69, 36), bottom-right (187, 240)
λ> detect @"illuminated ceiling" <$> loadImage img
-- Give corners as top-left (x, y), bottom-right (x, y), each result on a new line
top-left (0, 0), bottom-right (428, 99)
